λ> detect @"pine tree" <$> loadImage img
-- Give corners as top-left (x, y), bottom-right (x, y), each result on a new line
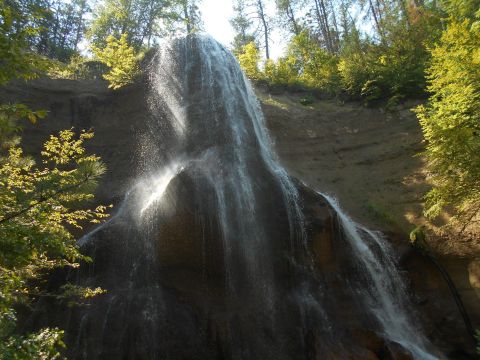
top-left (230, 0), bottom-right (255, 55)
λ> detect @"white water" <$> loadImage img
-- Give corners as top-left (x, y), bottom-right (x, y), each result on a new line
top-left (139, 161), bottom-right (186, 215)
top-left (77, 160), bottom-right (187, 247)
top-left (151, 35), bottom-right (306, 309)
top-left (321, 193), bottom-right (440, 360)
top-left (71, 34), bottom-right (442, 359)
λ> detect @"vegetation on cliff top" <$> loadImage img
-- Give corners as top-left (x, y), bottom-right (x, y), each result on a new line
top-left (415, 3), bottom-right (480, 234)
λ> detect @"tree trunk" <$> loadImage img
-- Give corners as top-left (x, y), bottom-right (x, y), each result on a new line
top-left (286, 2), bottom-right (300, 35)
top-left (329, 0), bottom-right (340, 52)
top-left (257, 0), bottom-right (270, 59)
top-left (368, 0), bottom-right (384, 43)
top-left (313, 0), bottom-right (333, 53)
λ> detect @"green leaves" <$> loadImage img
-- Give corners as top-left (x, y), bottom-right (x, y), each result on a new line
top-left (415, 17), bottom-right (480, 229)
top-left (0, 324), bottom-right (65, 360)
top-left (238, 42), bottom-right (263, 81)
top-left (0, 129), bottom-right (108, 357)
top-left (92, 33), bottom-right (141, 89)
top-left (237, 32), bottom-right (340, 94)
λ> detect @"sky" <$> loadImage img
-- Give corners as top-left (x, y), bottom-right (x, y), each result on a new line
top-left (199, 0), bottom-right (286, 59)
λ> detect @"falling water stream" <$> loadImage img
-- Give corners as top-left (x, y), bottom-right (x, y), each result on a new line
top-left (321, 194), bottom-right (440, 360)
top-left (53, 34), bottom-right (442, 359)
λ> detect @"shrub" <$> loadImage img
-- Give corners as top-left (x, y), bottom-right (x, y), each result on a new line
top-left (238, 41), bottom-right (263, 81)
top-left (92, 33), bottom-right (141, 89)
top-left (415, 19), bottom-right (480, 228)
top-left (287, 31), bottom-right (340, 93)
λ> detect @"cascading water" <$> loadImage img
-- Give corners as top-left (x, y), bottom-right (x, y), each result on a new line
top-left (33, 34), bottom-right (443, 360)
top-left (321, 194), bottom-right (441, 360)
top-left (150, 34), bottom-right (306, 310)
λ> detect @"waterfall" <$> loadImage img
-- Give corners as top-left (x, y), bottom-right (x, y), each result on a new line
top-left (321, 193), bottom-right (441, 360)
top-left (149, 34), bottom-right (306, 307)
top-left (44, 34), bottom-right (443, 360)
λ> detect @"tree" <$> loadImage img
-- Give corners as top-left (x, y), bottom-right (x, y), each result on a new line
top-left (238, 41), bottom-right (263, 80)
top-left (415, 14), bottom-right (480, 230)
top-left (230, 0), bottom-right (273, 60)
top-left (304, 0), bottom-right (339, 53)
top-left (177, 0), bottom-right (203, 34)
top-left (89, 0), bottom-right (181, 49)
top-left (254, 0), bottom-right (272, 59)
top-left (230, 0), bottom-right (255, 55)
top-left (0, 0), bottom-right (48, 83)
top-left (36, 0), bottom-right (90, 61)
top-left (92, 33), bottom-right (141, 89)
top-left (284, 30), bottom-right (340, 91)
top-left (0, 129), bottom-right (108, 358)
top-left (4, 0), bottom-right (90, 62)
top-left (276, 0), bottom-right (304, 35)
top-left (1, 2), bottom-right (108, 356)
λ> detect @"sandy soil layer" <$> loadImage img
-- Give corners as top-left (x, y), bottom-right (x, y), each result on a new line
top-left (261, 93), bottom-right (426, 234)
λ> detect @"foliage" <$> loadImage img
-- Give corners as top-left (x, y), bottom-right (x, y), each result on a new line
top-left (176, 0), bottom-right (203, 34)
top-left (89, 0), bottom-right (189, 49)
top-left (338, 5), bottom-right (439, 103)
top-left (240, 31), bottom-right (340, 94)
top-left (238, 41), bottom-right (263, 81)
top-left (0, 1), bottom-right (49, 153)
top-left (0, 104), bottom-right (47, 153)
top-left (3, 0), bottom-right (89, 62)
top-left (47, 54), bottom-right (104, 80)
top-left (286, 31), bottom-right (340, 92)
top-left (263, 56), bottom-right (298, 87)
top-left (0, 0), bottom-right (49, 84)
top-left (299, 94), bottom-right (314, 106)
top-left (0, 128), bottom-right (108, 357)
top-left (92, 33), bottom-right (141, 89)
top-left (0, 325), bottom-right (65, 360)
top-left (415, 17), bottom-right (480, 229)
top-left (230, 0), bottom-right (255, 56)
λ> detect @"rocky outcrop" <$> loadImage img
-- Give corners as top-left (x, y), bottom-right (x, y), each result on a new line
top-left (1, 74), bottom-right (477, 359)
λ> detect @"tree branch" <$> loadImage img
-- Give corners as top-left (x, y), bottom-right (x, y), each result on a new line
top-left (0, 174), bottom-right (94, 225)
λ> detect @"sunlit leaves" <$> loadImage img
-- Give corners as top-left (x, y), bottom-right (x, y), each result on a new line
top-left (415, 18), bottom-right (480, 229)
top-left (0, 129), bottom-right (108, 356)
top-left (92, 33), bottom-right (141, 89)
top-left (238, 41), bottom-right (263, 81)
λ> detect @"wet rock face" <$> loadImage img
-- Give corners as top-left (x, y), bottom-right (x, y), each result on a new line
top-left (2, 40), bottom-right (476, 359)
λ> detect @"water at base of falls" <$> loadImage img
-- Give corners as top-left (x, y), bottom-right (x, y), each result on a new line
top-left (41, 34), bottom-right (441, 360)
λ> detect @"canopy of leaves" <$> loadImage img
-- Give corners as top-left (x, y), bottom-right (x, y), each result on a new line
top-left (2, 2), bottom-right (109, 355)
top-left (0, 0), bottom-right (48, 84)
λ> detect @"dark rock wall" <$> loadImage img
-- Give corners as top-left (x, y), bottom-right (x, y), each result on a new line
top-left (0, 77), bottom-right (477, 359)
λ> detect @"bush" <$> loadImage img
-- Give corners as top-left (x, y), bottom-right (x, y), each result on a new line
top-left (339, 39), bottom-right (427, 103)
top-left (338, 7), bottom-right (439, 104)
top-left (287, 31), bottom-right (340, 93)
top-left (299, 94), bottom-right (315, 106)
top-left (415, 19), bottom-right (480, 227)
top-left (92, 33), bottom-right (141, 89)
top-left (238, 42), bottom-right (263, 81)
top-left (263, 57), bottom-right (298, 87)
